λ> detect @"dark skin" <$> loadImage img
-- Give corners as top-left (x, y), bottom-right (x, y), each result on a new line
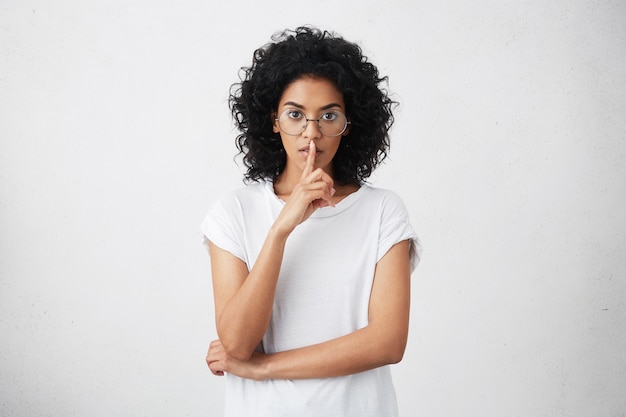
top-left (206, 77), bottom-right (411, 380)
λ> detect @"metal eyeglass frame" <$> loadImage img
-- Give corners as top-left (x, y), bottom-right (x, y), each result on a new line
top-left (275, 109), bottom-right (351, 137)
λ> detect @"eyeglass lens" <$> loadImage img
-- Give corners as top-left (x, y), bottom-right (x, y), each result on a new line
top-left (277, 109), bottom-right (348, 136)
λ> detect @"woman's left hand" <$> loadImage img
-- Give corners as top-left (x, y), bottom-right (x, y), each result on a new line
top-left (206, 339), bottom-right (266, 380)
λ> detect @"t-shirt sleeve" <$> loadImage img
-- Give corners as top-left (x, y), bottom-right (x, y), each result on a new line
top-left (200, 196), bottom-right (246, 263)
top-left (377, 191), bottom-right (423, 273)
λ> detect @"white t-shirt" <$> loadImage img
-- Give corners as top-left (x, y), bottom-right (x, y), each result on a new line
top-left (202, 181), bottom-right (421, 417)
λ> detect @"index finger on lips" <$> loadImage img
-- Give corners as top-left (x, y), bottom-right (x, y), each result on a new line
top-left (301, 140), bottom-right (316, 179)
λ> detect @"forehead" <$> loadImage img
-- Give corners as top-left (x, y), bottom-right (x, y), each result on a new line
top-left (278, 76), bottom-right (345, 110)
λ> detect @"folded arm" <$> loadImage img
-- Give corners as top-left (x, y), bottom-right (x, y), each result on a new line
top-left (210, 143), bottom-right (336, 361)
top-left (207, 239), bottom-right (412, 380)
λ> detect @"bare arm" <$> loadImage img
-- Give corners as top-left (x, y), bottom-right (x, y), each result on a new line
top-left (207, 239), bottom-right (412, 379)
top-left (209, 232), bottom-right (286, 362)
top-left (211, 141), bottom-right (336, 361)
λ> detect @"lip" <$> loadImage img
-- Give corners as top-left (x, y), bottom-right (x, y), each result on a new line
top-left (299, 146), bottom-right (322, 153)
top-left (299, 149), bottom-right (322, 158)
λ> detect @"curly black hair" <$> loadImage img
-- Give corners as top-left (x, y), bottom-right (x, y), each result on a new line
top-left (229, 26), bottom-right (396, 185)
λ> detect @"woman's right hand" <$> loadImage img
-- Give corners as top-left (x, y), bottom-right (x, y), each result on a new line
top-left (206, 339), bottom-right (266, 380)
top-left (272, 141), bottom-right (336, 235)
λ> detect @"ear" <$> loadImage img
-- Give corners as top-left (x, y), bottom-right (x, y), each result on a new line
top-left (272, 112), bottom-right (280, 133)
top-left (342, 120), bottom-right (352, 137)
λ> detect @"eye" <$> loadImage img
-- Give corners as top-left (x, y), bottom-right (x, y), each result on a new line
top-left (286, 109), bottom-right (304, 120)
top-left (320, 112), bottom-right (339, 121)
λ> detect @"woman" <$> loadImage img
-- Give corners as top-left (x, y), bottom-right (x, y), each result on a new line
top-left (202, 26), bottom-right (421, 417)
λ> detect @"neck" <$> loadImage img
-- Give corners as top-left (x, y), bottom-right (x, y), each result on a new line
top-left (273, 159), bottom-right (333, 194)
top-left (273, 169), bottom-right (360, 202)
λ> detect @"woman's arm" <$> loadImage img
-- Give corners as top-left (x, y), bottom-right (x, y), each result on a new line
top-left (207, 239), bottom-right (412, 379)
top-left (211, 141), bottom-right (336, 361)
top-left (209, 232), bottom-right (286, 362)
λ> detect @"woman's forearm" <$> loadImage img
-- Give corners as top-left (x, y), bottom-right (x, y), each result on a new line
top-left (212, 227), bottom-right (289, 361)
top-left (207, 325), bottom-right (407, 381)
top-left (257, 321), bottom-right (407, 380)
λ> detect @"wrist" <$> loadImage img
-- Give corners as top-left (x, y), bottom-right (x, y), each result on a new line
top-left (268, 223), bottom-right (291, 242)
top-left (252, 353), bottom-right (272, 381)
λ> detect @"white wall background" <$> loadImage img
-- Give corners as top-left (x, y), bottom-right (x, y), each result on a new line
top-left (1, 1), bottom-right (625, 416)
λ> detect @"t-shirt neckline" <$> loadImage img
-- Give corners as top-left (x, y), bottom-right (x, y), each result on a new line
top-left (264, 181), bottom-right (367, 218)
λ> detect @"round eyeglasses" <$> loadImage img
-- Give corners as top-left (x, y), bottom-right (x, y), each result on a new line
top-left (275, 109), bottom-right (350, 137)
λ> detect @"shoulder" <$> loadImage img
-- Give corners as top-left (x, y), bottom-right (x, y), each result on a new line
top-left (201, 182), bottom-right (271, 245)
top-left (222, 181), bottom-right (267, 200)
top-left (203, 182), bottom-right (271, 229)
top-left (361, 184), bottom-right (402, 200)
top-left (359, 185), bottom-right (409, 213)
top-left (212, 181), bottom-right (269, 210)
top-left (362, 185), bottom-right (422, 269)
top-left (356, 185), bottom-right (415, 231)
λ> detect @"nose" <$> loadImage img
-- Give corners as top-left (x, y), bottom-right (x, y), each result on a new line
top-left (302, 118), bottom-right (322, 140)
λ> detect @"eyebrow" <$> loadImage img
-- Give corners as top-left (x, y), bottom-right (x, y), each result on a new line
top-left (282, 101), bottom-right (344, 111)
